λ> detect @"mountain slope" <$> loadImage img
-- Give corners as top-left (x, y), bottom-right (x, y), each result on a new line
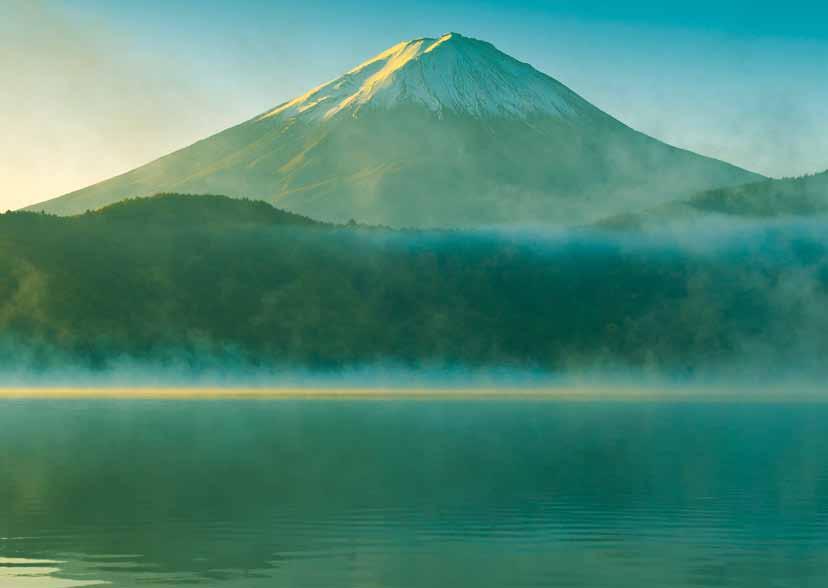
top-left (29, 33), bottom-right (762, 227)
top-left (595, 171), bottom-right (828, 229)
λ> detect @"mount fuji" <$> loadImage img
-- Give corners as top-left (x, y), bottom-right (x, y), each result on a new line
top-left (30, 33), bottom-right (762, 226)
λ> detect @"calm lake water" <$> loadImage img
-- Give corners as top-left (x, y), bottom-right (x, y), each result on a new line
top-left (1, 397), bottom-right (827, 587)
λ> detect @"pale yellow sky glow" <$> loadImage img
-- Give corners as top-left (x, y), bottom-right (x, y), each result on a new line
top-left (0, 1), bottom-right (249, 211)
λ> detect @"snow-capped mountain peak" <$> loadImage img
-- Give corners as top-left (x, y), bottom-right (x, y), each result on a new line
top-left (31, 32), bottom-right (761, 227)
top-left (259, 33), bottom-right (591, 122)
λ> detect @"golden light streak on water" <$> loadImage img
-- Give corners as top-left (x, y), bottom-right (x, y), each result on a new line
top-left (0, 386), bottom-right (823, 401)
top-left (0, 558), bottom-right (106, 587)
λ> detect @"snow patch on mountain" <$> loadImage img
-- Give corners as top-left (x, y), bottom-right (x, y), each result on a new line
top-left (259, 33), bottom-right (592, 122)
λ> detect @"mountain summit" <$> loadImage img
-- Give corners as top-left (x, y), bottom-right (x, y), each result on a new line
top-left (31, 33), bottom-right (761, 226)
top-left (260, 33), bottom-right (592, 121)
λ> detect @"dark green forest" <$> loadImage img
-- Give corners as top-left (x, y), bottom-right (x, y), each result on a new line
top-left (2, 193), bottom-right (827, 378)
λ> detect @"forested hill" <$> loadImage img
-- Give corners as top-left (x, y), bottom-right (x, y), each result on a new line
top-left (51, 193), bottom-right (322, 228)
top-left (597, 171), bottom-right (828, 229)
top-left (2, 194), bottom-right (827, 378)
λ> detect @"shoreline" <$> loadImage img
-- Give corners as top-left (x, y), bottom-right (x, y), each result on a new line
top-left (0, 386), bottom-right (824, 402)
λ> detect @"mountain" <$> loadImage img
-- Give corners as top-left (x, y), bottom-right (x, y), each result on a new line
top-left (595, 170), bottom-right (828, 229)
top-left (28, 33), bottom-right (761, 227)
top-left (4, 194), bottom-right (828, 377)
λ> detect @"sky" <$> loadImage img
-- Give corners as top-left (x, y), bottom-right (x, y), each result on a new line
top-left (2, 0), bottom-right (828, 210)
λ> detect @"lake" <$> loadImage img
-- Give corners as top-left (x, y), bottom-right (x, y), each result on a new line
top-left (1, 395), bottom-right (827, 587)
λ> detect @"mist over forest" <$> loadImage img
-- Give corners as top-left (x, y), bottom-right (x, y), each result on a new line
top-left (2, 193), bottom-right (827, 387)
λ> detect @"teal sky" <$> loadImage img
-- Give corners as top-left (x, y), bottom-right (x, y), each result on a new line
top-left (2, 0), bottom-right (828, 210)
